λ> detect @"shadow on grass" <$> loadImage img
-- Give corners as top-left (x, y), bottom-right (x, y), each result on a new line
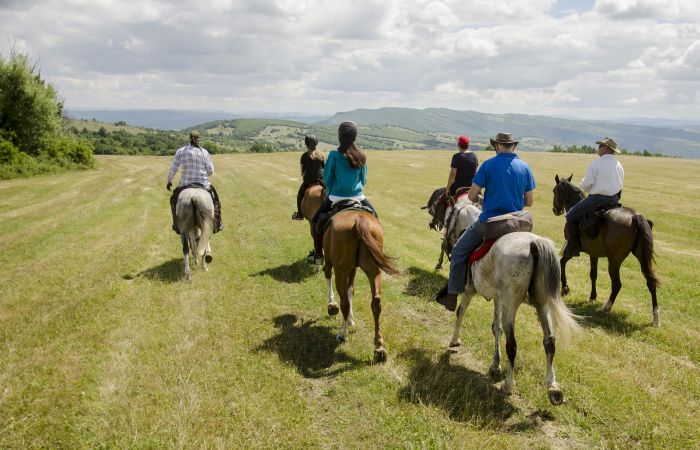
top-left (252, 259), bottom-right (318, 283)
top-left (254, 314), bottom-right (366, 379)
top-left (397, 348), bottom-right (517, 425)
top-left (403, 266), bottom-right (447, 299)
top-left (124, 258), bottom-right (183, 283)
top-left (567, 298), bottom-right (648, 335)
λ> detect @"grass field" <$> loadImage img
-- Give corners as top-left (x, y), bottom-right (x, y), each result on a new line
top-left (1, 151), bottom-right (699, 448)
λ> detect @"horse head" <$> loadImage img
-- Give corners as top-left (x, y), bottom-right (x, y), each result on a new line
top-left (552, 174), bottom-right (579, 216)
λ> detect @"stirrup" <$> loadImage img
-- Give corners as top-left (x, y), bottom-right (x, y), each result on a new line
top-left (292, 212), bottom-right (304, 220)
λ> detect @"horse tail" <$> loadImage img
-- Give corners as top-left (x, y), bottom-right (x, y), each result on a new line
top-left (355, 214), bottom-right (400, 277)
top-left (530, 238), bottom-right (581, 345)
top-left (633, 214), bottom-right (661, 289)
top-left (190, 192), bottom-right (213, 256)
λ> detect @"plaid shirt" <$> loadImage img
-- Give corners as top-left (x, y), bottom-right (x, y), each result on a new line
top-left (167, 144), bottom-right (214, 188)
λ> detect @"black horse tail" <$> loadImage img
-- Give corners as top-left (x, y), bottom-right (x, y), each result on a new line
top-left (355, 214), bottom-right (400, 277)
top-left (633, 214), bottom-right (661, 289)
top-left (530, 238), bottom-right (581, 345)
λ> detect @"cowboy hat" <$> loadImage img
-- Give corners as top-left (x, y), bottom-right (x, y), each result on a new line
top-left (596, 137), bottom-right (621, 153)
top-left (490, 132), bottom-right (519, 147)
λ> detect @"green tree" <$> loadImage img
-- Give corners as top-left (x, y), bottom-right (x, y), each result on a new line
top-left (0, 48), bottom-right (62, 156)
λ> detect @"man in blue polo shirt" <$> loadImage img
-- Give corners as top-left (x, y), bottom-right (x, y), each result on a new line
top-left (434, 132), bottom-right (536, 311)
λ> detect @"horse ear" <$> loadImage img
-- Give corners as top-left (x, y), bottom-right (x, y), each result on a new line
top-left (555, 174), bottom-right (560, 183)
top-left (567, 174), bottom-right (573, 182)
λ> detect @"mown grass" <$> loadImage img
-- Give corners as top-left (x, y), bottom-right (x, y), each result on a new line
top-left (0, 151), bottom-right (698, 448)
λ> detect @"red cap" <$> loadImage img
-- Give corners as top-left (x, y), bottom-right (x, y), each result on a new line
top-left (457, 135), bottom-right (470, 147)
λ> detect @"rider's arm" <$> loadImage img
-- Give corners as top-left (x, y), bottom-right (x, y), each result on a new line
top-left (445, 168), bottom-right (456, 195)
top-left (167, 148), bottom-right (182, 183)
top-left (467, 183), bottom-right (482, 203)
top-left (206, 152), bottom-right (214, 176)
top-left (524, 190), bottom-right (534, 207)
top-left (323, 152), bottom-right (336, 192)
top-left (580, 161), bottom-right (595, 193)
top-left (360, 163), bottom-right (367, 186)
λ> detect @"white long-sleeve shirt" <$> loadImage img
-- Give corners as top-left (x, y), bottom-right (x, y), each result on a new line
top-left (580, 154), bottom-right (624, 196)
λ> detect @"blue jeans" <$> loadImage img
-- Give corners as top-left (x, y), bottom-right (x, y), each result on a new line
top-left (448, 220), bottom-right (486, 294)
top-left (566, 194), bottom-right (619, 223)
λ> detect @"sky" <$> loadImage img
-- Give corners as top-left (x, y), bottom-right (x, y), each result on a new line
top-left (2, 0), bottom-right (700, 121)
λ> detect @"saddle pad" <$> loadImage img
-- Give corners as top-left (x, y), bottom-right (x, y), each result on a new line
top-left (468, 240), bottom-right (496, 264)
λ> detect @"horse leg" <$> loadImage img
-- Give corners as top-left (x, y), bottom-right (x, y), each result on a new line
top-left (449, 292), bottom-right (473, 349)
top-left (335, 268), bottom-right (351, 342)
top-left (501, 301), bottom-right (519, 396)
top-left (632, 247), bottom-right (660, 327)
top-left (536, 303), bottom-right (564, 405)
top-left (347, 267), bottom-right (357, 327)
top-left (181, 233), bottom-right (191, 281)
top-left (560, 256), bottom-right (572, 296)
top-left (204, 240), bottom-right (212, 264)
top-left (435, 243), bottom-right (445, 271)
top-left (324, 261), bottom-right (338, 316)
top-left (601, 259), bottom-right (623, 313)
top-left (369, 270), bottom-right (387, 363)
top-left (588, 256), bottom-right (598, 302)
top-left (488, 301), bottom-right (503, 377)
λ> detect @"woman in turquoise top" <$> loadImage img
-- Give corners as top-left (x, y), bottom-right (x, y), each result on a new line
top-left (311, 121), bottom-right (376, 254)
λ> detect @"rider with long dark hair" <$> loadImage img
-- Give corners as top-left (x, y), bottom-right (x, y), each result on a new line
top-left (311, 121), bottom-right (376, 256)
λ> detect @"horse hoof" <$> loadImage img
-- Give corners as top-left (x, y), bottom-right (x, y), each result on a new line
top-left (336, 334), bottom-right (346, 343)
top-left (653, 310), bottom-right (660, 327)
top-left (588, 298), bottom-right (597, 303)
top-left (562, 286), bottom-right (570, 296)
top-left (373, 348), bottom-right (388, 364)
top-left (448, 340), bottom-right (461, 349)
top-left (205, 254), bottom-right (213, 263)
top-left (435, 265), bottom-right (442, 271)
top-left (327, 303), bottom-right (339, 316)
top-left (488, 366), bottom-right (501, 379)
top-left (348, 319), bottom-right (356, 327)
top-left (548, 387), bottom-right (565, 406)
top-left (501, 383), bottom-right (514, 396)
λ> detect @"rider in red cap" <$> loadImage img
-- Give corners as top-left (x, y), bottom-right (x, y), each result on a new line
top-left (445, 135), bottom-right (478, 197)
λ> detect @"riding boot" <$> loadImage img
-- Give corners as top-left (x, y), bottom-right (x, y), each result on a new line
top-left (170, 189), bottom-right (180, 234)
top-left (563, 221), bottom-right (580, 257)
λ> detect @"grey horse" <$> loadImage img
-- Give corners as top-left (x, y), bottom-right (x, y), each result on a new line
top-left (448, 226), bottom-right (581, 405)
top-left (176, 188), bottom-right (214, 280)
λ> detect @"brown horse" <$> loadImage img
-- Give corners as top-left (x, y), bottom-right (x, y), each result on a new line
top-left (552, 175), bottom-right (660, 326)
top-left (301, 183), bottom-right (324, 263)
top-left (323, 209), bottom-right (399, 363)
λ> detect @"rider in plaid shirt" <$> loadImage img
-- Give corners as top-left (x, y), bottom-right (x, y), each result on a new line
top-left (167, 130), bottom-right (223, 233)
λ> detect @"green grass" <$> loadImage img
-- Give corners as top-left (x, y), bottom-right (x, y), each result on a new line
top-left (1, 151), bottom-right (699, 448)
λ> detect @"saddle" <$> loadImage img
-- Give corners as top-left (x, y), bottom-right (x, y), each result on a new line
top-left (468, 240), bottom-right (496, 264)
top-left (316, 200), bottom-right (377, 234)
top-left (580, 203), bottom-right (621, 238)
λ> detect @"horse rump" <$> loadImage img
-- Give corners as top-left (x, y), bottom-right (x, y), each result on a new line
top-left (354, 214), bottom-right (400, 277)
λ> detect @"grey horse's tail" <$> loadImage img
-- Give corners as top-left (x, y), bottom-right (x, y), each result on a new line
top-left (530, 238), bottom-right (581, 345)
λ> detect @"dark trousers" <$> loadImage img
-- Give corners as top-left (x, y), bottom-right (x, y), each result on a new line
top-left (170, 184), bottom-right (223, 234)
top-left (564, 194), bottom-right (618, 254)
top-left (296, 183), bottom-right (306, 214)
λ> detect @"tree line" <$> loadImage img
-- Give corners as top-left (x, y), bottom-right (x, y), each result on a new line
top-left (0, 48), bottom-right (94, 180)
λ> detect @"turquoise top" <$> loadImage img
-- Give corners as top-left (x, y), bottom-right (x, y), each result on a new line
top-left (323, 149), bottom-right (367, 197)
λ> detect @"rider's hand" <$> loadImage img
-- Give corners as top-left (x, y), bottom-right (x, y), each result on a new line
top-left (166, 182), bottom-right (172, 191)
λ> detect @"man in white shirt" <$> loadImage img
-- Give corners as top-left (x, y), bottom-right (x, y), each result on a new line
top-left (563, 137), bottom-right (624, 257)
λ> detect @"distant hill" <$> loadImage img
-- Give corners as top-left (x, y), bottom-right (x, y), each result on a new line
top-left (65, 110), bottom-right (327, 131)
top-left (320, 108), bottom-right (700, 158)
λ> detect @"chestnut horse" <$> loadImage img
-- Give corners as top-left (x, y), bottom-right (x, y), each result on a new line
top-left (552, 175), bottom-right (660, 326)
top-left (323, 209), bottom-right (399, 363)
top-left (300, 183), bottom-right (324, 263)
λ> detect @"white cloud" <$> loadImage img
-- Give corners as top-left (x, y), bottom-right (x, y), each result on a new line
top-left (0, 0), bottom-right (699, 120)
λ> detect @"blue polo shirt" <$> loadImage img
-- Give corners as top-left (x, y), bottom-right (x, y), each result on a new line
top-left (472, 153), bottom-right (536, 222)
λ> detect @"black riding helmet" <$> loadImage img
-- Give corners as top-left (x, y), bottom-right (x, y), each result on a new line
top-left (304, 133), bottom-right (318, 149)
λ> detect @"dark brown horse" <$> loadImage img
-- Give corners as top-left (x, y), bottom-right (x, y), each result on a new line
top-left (552, 175), bottom-right (660, 326)
top-left (323, 210), bottom-right (399, 363)
top-left (301, 183), bottom-right (324, 263)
